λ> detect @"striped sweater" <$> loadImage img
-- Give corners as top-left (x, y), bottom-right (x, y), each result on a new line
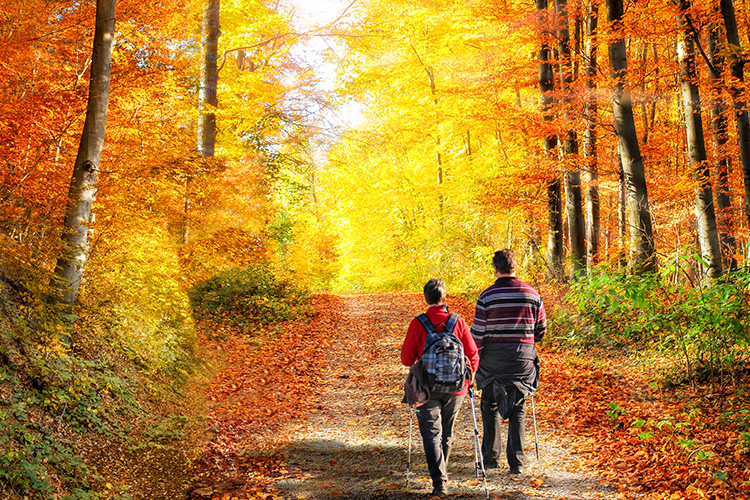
top-left (471, 276), bottom-right (546, 351)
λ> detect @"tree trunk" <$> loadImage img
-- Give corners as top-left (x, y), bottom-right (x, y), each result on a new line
top-left (583, 0), bottom-right (599, 271)
top-left (536, 0), bottom-right (564, 279)
top-left (720, 0), bottom-right (750, 229)
top-left (607, 0), bottom-right (656, 273)
top-left (187, 0), bottom-right (220, 245)
top-left (547, 176), bottom-right (564, 277)
top-left (556, 0), bottom-right (585, 279)
top-left (431, 67), bottom-right (445, 218)
top-left (198, 0), bottom-right (219, 156)
top-left (49, 0), bottom-right (117, 310)
top-left (708, 19), bottom-right (737, 270)
top-left (618, 157), bottom-right (627, 267)
top-left (425, 66), bottom-right (443, 187)
top-left (677, 0), bottom-right (723, 279)
top-left (565, 170), bottom-right (585, 277)
top-left (639, 44), bottom-right (652, 144)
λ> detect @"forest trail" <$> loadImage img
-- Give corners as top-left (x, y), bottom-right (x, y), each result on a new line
top-left (190, 293), bottom-right (622, 500)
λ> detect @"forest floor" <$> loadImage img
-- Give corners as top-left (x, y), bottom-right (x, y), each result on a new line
top-left (183, 293), bottom-right (750, 500)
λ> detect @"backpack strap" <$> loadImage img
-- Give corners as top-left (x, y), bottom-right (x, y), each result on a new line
top-left (417, 313), bottom-right (459, 335)
top-left (443, 313), bottom-right (459, 334)
top-left (416, 314), bottom-right (436, 335)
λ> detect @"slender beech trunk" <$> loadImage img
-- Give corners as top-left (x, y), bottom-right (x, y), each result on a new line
top-left (188, 0), bottom-right (220, 245)
top-left (536, 0), bottom-right (564, 279)
top-left (650, 45), bottom-right (658, 137)
top-left (425, 66), bottom-right (443, 187)
top-left (618, 159), bottom-right (628, 267)
top-left (50, 0), bottom-right (116, 310)
top-left (412, 44), bottom-right (445, 224)
top-left (556, 0), bottom-right (586, 279)
top-left (677, 0), bottom-right (723, 279)
top-left (198, 0), bottom-right (219, 156)
top-left (708, 20), bottom-right (737, 270)
top-left (720, 0), bottom-right (750, 229)
top-left (607, 0), bottom-right (656, 273)
top-left (424, 65), bottom-right (444, 219)
top-left (583, 0), bottom-right (599, 270)
top-left (639, 44), bottom-right (652, 144)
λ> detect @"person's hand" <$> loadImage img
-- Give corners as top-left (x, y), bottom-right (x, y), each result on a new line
top-left (464, 356), bottom-right (475, 385)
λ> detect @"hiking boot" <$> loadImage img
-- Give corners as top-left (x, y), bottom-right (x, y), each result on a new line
top-left (430, 483), bottom-right (448, 497)
top-left (483, 460), bottom-right (499, 470)
top-left (509, 466), bottom-right (525, 475)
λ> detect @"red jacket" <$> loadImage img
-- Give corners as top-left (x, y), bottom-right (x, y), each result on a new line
top-left (401, 304), bottom-right (480, 395)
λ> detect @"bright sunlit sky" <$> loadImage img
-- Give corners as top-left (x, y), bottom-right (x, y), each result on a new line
top-left (286, 0), bottom-right (355, 94)
top-left (284, 0), bottom-right (362, 142)
top-left (288, 0), bottom-right (353, 29)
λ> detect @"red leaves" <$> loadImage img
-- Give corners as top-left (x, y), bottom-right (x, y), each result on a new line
top-left (539, 353), bottom-right (750, 499)
top-left (189, 291), bottom-right (750, 500)
top-left (189, 295), bottom-right (349, 495)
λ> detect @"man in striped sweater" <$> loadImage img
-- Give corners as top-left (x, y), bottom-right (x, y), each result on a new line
top-left (471, 249), bottom-right (546, 475)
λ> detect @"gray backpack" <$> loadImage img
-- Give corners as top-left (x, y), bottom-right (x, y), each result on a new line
top-left (417, 313), bottom-right (467, 394)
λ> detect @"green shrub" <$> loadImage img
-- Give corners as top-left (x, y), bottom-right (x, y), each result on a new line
top-left (0, 364), bottom-right (98, 499)
top-left (188, 263), bottom-right (312, 331)
top-left (560, 263), bottom-right (750, 381)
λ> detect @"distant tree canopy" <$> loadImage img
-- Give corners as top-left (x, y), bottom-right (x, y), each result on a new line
top-left (3, 0), bottom-right (750, 306)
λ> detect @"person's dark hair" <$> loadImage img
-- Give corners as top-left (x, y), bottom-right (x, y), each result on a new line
top-left (423, 277), bottom-right (447, 305)
top-left (493, 249), bottom-right (516, 275)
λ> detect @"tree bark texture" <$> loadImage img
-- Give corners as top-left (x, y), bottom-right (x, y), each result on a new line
top-left (583, 0), bottom-right (600, 270)
top-left (708, 20), bottom-right (737, 270)
top-left (198, 0), bottom-right (219, 157)
top-left (50, 0), bottom-right (116, 309)
top-left (618, 161), bottom-right (627, 267)
top-left (536, 0), bottom-right (564, 279)
top-left (606, 0), bottom-right (656, 273)
top-left (565, 170), bottom-right (586, 277)
top-left (720, 0), bottom-right (750, 228)
top-left (187, 0), bottom-right (220, 245)
top-left (677, 1), bottom-right (723, 279)
top-left (556, 0), bottom-right (585, 279)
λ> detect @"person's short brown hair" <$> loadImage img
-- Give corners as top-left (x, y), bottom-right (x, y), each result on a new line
top-left (423, 277), bottom-right (447, 305)
top-left (493, 249), bottom-right (516, 275)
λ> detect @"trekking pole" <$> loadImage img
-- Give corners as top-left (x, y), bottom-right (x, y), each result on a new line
top-left (531, 392), bottom-right (539, 461)
top-left (407, 407), bottom-right (415, 490)
top-left (469, 388), bottom-right (489, 499)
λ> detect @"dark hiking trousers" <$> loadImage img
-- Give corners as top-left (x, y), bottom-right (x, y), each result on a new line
top-left (416, 392), bottom-right (466, 489)
top-left (480, 382), bottom-right (526, 471)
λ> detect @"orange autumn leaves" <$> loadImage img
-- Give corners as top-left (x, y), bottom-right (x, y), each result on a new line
top-left (192, 292), bottom-right (750, 500)
top-left (540, 355), bottom-right (750, 499)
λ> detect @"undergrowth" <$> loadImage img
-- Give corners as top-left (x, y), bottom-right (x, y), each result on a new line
top-left (549, 260), bottom-right (750, 385)
top-left (188, 263), bottom-right (312, 332)
top-left (0, 273), bottom-right (194, 499)
top-left (0, 259), bottom-right (311, 499)
top-left (0, 298), bottom-right (143, 499)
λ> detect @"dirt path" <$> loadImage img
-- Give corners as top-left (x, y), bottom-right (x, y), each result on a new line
top-left (252, 293), bottom-right (620, 500)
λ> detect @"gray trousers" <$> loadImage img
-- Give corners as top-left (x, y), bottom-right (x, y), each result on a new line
top-left (416, 392), bottom-right (466, 488)
top-left (480, 382), bottom-right (526, 470)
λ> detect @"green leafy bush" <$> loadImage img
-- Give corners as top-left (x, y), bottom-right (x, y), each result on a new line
top-left (0, 281), bottom-right (155, 499)
top-left (559, 263), bottom-right (750, 382)
top-left (0, 365), bottom-right (98, 499)
top-left (189, 263), bottom-right (312, 330)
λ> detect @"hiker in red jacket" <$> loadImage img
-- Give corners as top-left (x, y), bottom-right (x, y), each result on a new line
top-left (401, 278), bottom-right (480, 497)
